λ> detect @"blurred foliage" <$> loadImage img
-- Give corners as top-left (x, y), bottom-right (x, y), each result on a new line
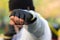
top-left (48, 17), bottom-right (60, 36)
top-left (0, 0), bottom-right (9, 33)
top-left (33, 0), bottom-right (60, 18)
top-left (0, 0), bottom-right (9, 23)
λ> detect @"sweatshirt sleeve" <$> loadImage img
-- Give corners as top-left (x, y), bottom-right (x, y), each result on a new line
top-left (28, 11), bottom-right (50, 38)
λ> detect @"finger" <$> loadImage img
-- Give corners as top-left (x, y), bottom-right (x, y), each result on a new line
top-left (14, 25), bottom-right (19, 33)
top-left (19, 18), bottom-right (24, 25)
top-left (14, 16), bottom-right (20, 25)
top-left (9, 20), bottom-right (15, 25)
top-left (10, 16), bottom-right (15, 20)
top-left (16, 25), bottom-right (23, 28)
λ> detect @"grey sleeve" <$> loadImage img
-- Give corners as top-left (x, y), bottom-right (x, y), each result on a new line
top-left (28, 13), bottom-right (50, 38)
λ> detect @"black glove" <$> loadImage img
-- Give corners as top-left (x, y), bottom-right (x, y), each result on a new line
top-left (10, 9), bottom-right (33, 24)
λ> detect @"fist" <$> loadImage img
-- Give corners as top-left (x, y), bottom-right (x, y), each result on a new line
top-left (9, 9), bottom-right (33, 25)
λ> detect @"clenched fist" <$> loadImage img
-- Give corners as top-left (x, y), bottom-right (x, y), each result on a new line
top-left (9, 9), bottom-right (33, 25)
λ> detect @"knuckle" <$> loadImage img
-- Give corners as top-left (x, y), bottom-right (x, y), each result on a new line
top-left (10, 16), bottom-right (14, 20)
top-left (9, 20), bottom-right (15, 25)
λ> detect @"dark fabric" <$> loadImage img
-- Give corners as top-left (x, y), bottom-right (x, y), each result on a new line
top-left (28, 17), bottom-right (37, 24)
top-left (4, 24), bottom-right (16, 40)
top-left (52, 32), bottom-right (57, 40)
top-left (10, 9), bottom-right (33, 24)
top-left (9, 0), bottom-right (35, 11)
top-left (8, 25), bottom-right (16, 34)
top-left (4, 39), bottom-right (11, 40)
